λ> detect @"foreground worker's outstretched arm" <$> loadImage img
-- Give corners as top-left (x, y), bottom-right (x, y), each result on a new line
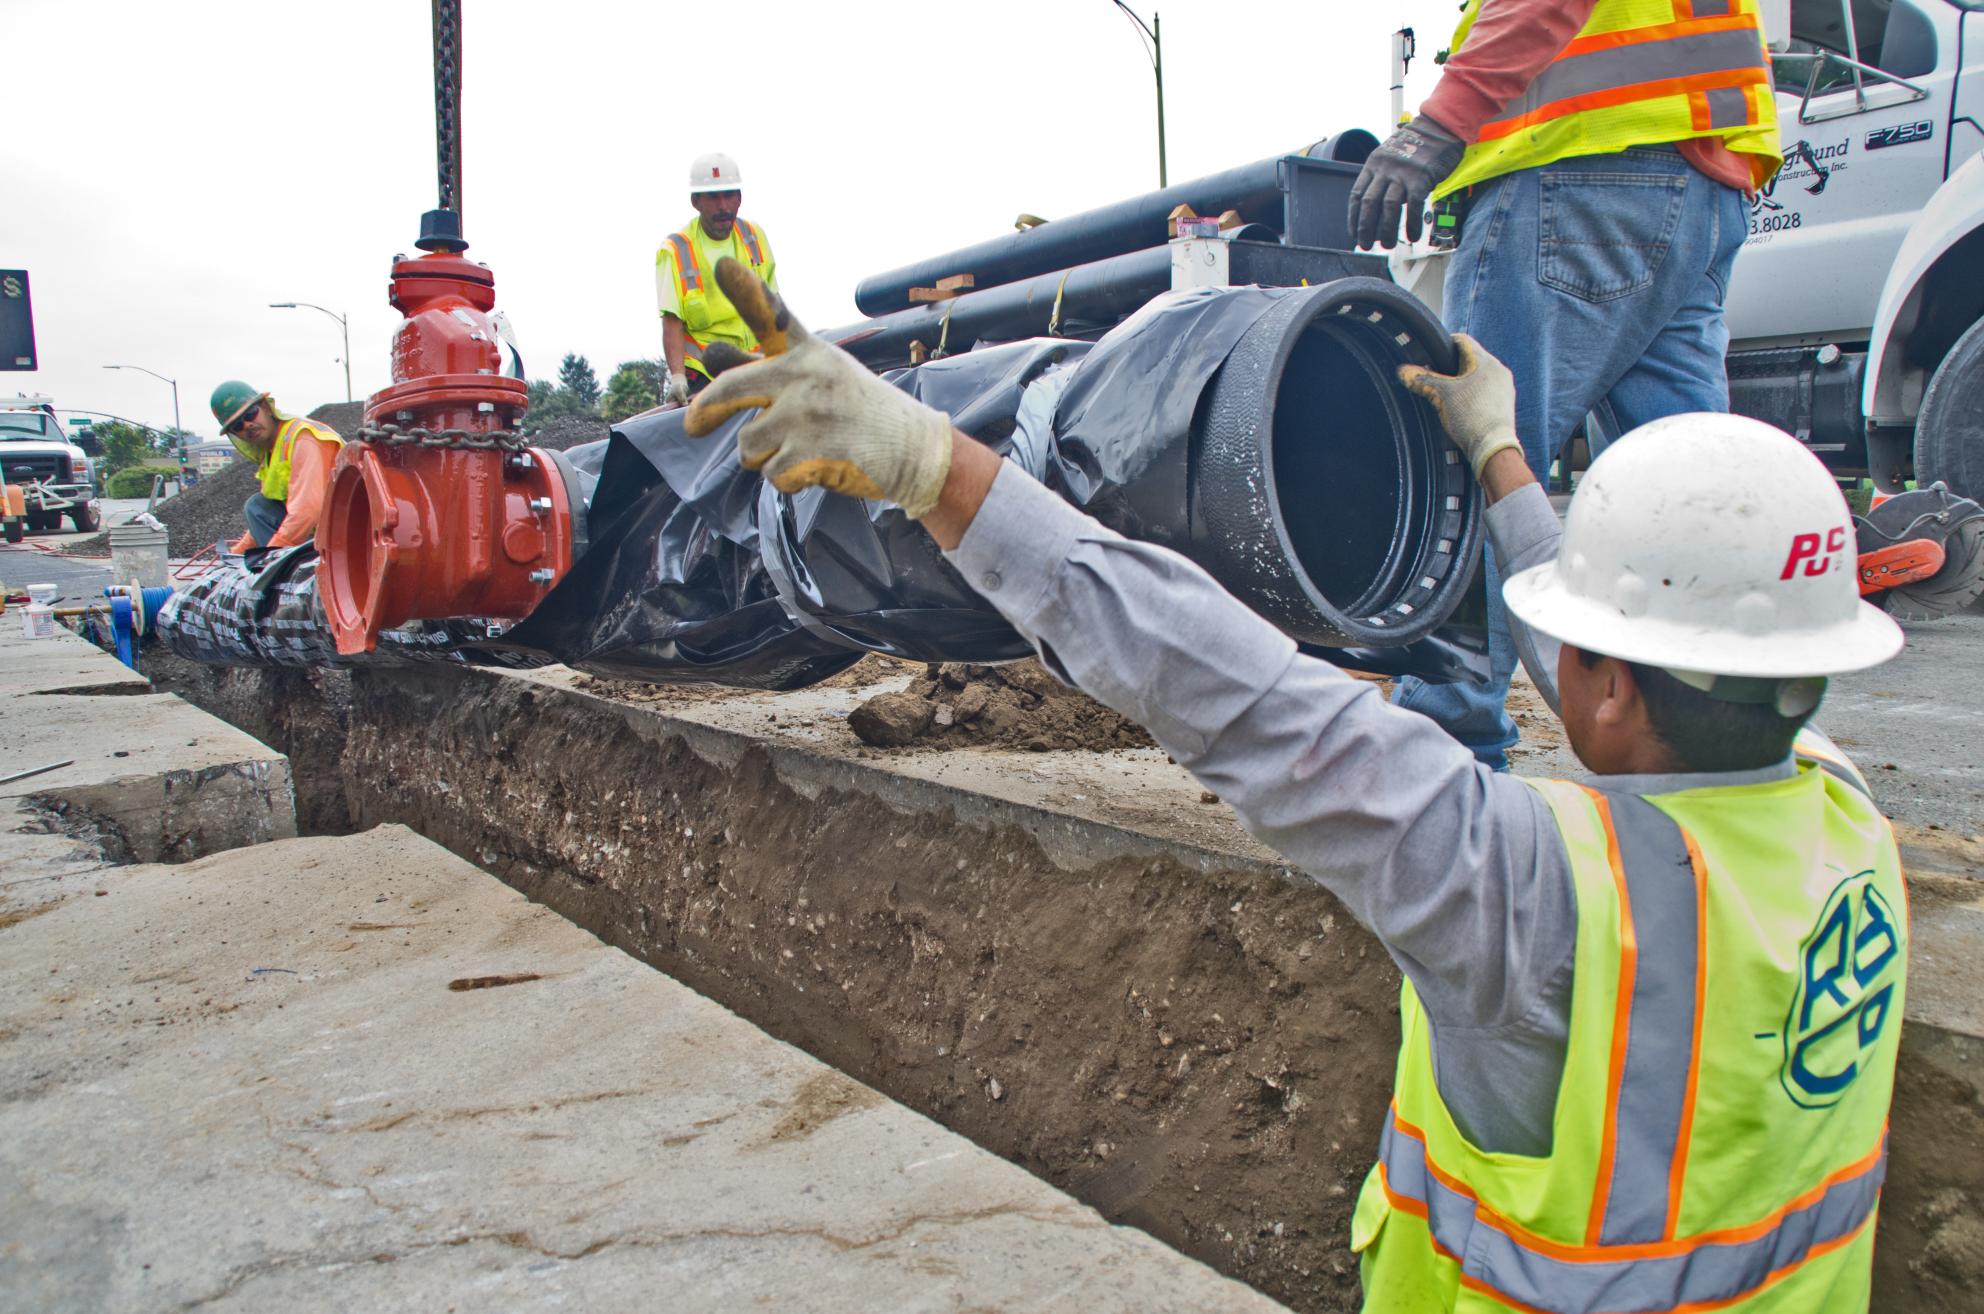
top-left (688, 260), bottom-right (1576, 1035)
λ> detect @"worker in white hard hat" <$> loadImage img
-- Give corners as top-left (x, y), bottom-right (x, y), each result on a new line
top-left (685, 259), bottom-right (1909, 1312)
top-left (654, 151), bottom-right (778, 406)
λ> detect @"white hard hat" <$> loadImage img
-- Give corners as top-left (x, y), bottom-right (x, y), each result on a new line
top-left (1503, 413), bottom-right (1903, 678)
top-left (688, 152), bottom-right (743, 194)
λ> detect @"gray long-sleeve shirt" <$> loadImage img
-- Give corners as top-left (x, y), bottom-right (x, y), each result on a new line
top-left (945, 465), bottom-right (1796, 1156)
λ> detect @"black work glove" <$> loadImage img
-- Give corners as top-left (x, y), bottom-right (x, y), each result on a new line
top-left (1347, 116), bottom-right (1467, 250)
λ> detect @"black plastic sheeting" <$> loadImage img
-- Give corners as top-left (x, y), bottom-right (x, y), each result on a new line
top-left (157, 287), bottom-right (1486, 688)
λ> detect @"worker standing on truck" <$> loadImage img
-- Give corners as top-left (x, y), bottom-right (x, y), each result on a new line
top-left (655, 152), bottom-right (778, 407)
top-left (211, 381), bottom-right (343, 553)
top-left (686, 260), bottom-right (1908, 1311)
top-left (1348, 0), bottom-right (1783, 771)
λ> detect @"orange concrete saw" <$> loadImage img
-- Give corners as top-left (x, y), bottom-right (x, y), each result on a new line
top-left (1855, 484), bottom-right (1984, 620)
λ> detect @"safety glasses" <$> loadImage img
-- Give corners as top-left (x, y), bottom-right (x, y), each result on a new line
top-left (225, 404), bottom-right (261, 436)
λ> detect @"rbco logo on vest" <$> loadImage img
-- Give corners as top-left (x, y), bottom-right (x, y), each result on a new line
top-left (1782, 870), bottom-right (1901, 1109)
top-left (1780, 526), bottom-right (1849, 580)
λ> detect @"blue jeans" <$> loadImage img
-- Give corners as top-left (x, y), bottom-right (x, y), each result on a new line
top-left (242, 493), bottom-right (285, 548)
top-left (1393, 146), bottom-right (1748, 769)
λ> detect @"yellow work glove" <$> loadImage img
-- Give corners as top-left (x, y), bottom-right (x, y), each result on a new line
top-left (684, 259), bottom-right (954, 518)
top-left (1396, 333), bottom-right (1523, 480)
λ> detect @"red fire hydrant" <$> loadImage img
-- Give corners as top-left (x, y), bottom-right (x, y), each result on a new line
top-left (319, 241), bottom-right (577, 655)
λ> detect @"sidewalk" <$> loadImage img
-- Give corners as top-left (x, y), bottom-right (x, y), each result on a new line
top-left (0, 626), bottom-right (1282, 1313)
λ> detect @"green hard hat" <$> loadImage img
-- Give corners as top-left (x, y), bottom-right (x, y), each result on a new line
top-left (210, 379), bottom-right (266, 430)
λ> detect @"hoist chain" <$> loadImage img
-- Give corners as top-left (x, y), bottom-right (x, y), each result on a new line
top-left (432, 0), bottom-right (463, 217)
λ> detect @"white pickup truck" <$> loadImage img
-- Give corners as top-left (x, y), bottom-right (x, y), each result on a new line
top-left (0, 395), bottom-right (102, 540)
top-left (1722, 0), bottom-right (1984, 506)
top-left (1393, 0), bottom-right (1982, 497)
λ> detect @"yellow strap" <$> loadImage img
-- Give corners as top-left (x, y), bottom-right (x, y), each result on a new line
top-left (934, 300), bottom-right (956, 360)
top-left (1048, 269), bottom-right (1074, 337)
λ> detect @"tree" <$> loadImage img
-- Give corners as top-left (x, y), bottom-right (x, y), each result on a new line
top-left (602, 358), bottom-right (663, 422)
top-left (525, 377), bottom-right (581, 425)
top-left (91, 420), bottom-right (170, 475)
top-left (557, 353), bottom-right (600, 411)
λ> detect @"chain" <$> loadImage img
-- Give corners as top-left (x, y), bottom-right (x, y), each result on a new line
top-left (432, 0), bottom-right (463, 217)
top-left (356, 424), bottom-right (531, 452)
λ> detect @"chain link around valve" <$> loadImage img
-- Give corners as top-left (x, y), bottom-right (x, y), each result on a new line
top-left (355, 424), bottom-right (532, 452)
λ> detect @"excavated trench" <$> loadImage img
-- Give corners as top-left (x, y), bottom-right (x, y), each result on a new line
top-left (148, 653), bottom-right (1982, 1314)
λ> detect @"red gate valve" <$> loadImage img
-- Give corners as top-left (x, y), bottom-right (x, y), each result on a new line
top-left (319, 246), bottom-right (576, 656)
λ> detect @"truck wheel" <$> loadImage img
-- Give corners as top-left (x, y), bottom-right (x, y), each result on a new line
top-left (68, 502), bottom-right (102, 533)
top-left (1915, 314), bottom-right (1984, 503)
top-left (3, 519), bottom-right (21, 544)
top-left (25, 511), bottom-right (58, 534)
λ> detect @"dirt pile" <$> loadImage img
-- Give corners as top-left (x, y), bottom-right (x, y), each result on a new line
top-left (573, 653), bottom-right (909, 707)
top-left (850, 659), bottom-right (1155, 752)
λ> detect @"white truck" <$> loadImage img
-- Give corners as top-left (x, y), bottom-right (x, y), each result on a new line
top-left (1392, 0), bottom-right (1984, 615)
top-left (1724, 0), bottom-right (1983, 505)
top-left (0, 395), bottom-right (102, 540)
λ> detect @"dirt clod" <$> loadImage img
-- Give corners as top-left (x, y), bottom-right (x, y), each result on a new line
top-left (847, 691), bottom-right (934, 747)
top-left (850, 660), bottom-right (1154, 753)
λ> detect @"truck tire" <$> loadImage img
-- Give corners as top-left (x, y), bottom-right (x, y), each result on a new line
top-left (3, 519), bottom-right (22, 544)
top-left (1915, 314), bottom-right (1984, 503)
top-left (25, 511), bottom-right (59, 534)
top-left (68, 502), bottom-right (102, 533)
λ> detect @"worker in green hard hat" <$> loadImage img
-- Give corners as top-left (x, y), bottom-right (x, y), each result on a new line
top-left (209, 380), bottom-right (344, 553)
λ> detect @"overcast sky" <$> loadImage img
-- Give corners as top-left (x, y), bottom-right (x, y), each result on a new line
top-left (10, 0), bottom-right (1459, 437)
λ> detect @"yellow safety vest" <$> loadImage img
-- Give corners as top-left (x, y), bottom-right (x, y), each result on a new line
top-left (232, 414), bottom-right (343, 502)
top-left (1434, 0), bottom-right (1783, 201)
top-left (1353, 732), bottom-right (1905, 1312)
top-left (659, 218), bottom-right (774, 379)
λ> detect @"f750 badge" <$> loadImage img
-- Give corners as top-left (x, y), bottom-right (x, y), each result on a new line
top-left (1866, 121), bottom-right (1933, 150)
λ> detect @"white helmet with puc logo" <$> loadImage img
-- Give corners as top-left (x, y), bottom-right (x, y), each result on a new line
top-left (1502, 413), bottom-right (1903, 677)
top-left (689, 152), bottom-right (743, 194)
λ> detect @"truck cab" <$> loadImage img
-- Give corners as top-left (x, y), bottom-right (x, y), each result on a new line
top-left (1723, 0), bottom-right (1984, 499)
top-left (0, 395), bottom-right (102, 538)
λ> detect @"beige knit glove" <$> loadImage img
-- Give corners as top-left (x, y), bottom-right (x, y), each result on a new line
top-left (1396, 333), bottom-right (1523, 480)
top-left (684, 259), bottom-right (954, 518)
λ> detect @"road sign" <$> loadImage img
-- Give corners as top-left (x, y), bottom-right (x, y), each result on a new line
top-left (0, 270), bottom-right (36, 371)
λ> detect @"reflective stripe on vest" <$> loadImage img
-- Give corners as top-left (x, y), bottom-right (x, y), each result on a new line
top-left (1434, 0), bottom-right (1781, 199)
top-left (1367, 784), bottom-right (1893, 1311)
top-left (736, 217), bottom-right (764, 266)
top-left (1792, 728), bottom-right (1874, 799)
top-left (666, 231), bottom-right (704, 298)
top-left (1375, 1113), bottom-right (1886, 1312)
top-left (1478, 16), bottom-right (1772, 143)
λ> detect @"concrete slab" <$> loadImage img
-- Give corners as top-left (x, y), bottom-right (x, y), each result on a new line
top-left (0, 824), bottom-right (1284, 1314)
top-left (0, 625), bottom-right (294, 863)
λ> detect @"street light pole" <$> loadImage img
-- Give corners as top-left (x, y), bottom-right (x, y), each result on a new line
top-left (1111, 2), bottom-right (1168, 188)
top-left (270, 301), bottom-right (353, 403)
top-left (101, 363), bottom-right (181, 436)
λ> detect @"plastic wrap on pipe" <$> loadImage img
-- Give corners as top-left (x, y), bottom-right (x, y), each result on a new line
top-left (157, 284), bottom-right (1487, 688)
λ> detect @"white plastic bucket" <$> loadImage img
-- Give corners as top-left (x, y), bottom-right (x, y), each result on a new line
top-left (26, 583), bottom-right (57, 606)
top-left (21, 603), bottom-right (54, 639)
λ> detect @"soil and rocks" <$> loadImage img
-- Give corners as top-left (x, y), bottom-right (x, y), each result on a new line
top-left (575, 655), bottom-right (1157, 755)
top-left (143, 650), bottom-right (1982, 1314)
top-left (850, 660), bottom-right (1156, 752)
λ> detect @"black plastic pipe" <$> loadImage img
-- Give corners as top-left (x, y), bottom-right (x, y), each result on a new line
top-left (853, 155), bottom-right (1293, 317)
top-left (828, 247), bottom-right (1173, 370)
top-left (826, 242), bottom-right (1386, 373)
